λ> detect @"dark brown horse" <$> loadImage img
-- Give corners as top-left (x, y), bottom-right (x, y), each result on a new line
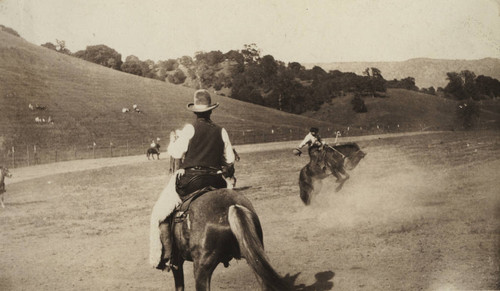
top-left (299, 142), bottom-right (366, 205)
top-left (167, 189), bottom-right (289, 291)
top-left (147, 144), bottom-right (161, 160)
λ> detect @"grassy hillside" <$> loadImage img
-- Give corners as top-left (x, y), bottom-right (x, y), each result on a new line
top-left (302, 88), bottom-right (500, 135)
top-left (0, 31), bottom-right (332, 153)
top-left (306, 58), bottom-right (500, 89)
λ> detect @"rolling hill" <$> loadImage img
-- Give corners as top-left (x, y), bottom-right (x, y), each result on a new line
top-left (303, 88), bottom-right (500, 135)
top-left (306, 58), bottom-right (500, 89)
top-left (0, 31), bottom-right (332, 155)
top-left (303, 89), bottom-right (457, 135)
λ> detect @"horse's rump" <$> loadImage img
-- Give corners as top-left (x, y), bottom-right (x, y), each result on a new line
top-left (173, 189), bottom-right (255, 259)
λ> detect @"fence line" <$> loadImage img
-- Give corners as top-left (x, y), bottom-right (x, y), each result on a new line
top-left (1, 125), bottom-right (413, 169)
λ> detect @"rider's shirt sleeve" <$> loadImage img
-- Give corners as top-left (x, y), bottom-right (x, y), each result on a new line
top-left (168, 124), bottom-right (195, 159)
top-left (221, 128), bottom-right (235, 164)
top-left (298, 133), bottom-right (312, 149)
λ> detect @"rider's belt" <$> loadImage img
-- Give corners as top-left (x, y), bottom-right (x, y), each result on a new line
top-left (184, 166), bottom-right (221, 174)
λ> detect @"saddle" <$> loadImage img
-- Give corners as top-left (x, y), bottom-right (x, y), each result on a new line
top-left (173, 186), bottom-right (216, 224)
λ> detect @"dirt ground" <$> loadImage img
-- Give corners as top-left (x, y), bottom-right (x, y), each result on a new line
top-left (1, 131), bottom-right (499, 290)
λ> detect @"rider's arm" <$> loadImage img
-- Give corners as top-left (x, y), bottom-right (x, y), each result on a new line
top-left (221, 128), bottom-right (235, 164)
top-left (168, 124), bottom-right (195, 159)
top-left (298, 133), bottom-right (313, 149)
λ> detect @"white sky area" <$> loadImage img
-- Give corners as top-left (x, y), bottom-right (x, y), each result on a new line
top-left (1, 0), bottom-right (499, 63)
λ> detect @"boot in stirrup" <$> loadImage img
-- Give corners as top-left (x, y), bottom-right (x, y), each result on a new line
top-left (157, 220), bottom-right (173, 271)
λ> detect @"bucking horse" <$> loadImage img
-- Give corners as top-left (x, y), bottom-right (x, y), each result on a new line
top-left (296, 142), bottom-right (366, 205)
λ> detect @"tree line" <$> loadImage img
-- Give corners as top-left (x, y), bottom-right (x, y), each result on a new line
top-left (38, 39), bottom-right (500, 116)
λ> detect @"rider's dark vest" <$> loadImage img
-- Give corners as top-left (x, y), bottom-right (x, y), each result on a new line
top-left (181, 118), bottom-right (224, 170)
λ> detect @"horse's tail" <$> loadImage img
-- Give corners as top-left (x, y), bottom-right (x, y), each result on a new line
top-left (228, 204), bottom-right (290, 291)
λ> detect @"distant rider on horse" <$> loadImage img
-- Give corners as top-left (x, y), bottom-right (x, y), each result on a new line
top-left (151, 137), bottom-right (161, 150)
top-left (150, 89), bottom-right (236, 270)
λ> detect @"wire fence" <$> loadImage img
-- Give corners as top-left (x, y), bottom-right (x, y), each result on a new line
top-left (1, 124), bottom-right (418, 169)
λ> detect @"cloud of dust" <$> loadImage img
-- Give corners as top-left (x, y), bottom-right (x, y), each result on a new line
top-left (298, 148), bottom-right (448, 231)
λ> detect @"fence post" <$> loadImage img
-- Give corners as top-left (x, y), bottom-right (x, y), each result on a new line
top-left (55, 149), bottom-right (58, 163)
top-left (126, 141), bottom-right (129, 156)
top-left (34, 145), bottom-right (39, 165)
top-left (74, 145), bottom-right (77, 159)
top-left (12, 146), bottom-right (15, 168)
top-left (27, 145), bottom-right (30, 166)
top-left (110, 142), bottom-right (113, 157)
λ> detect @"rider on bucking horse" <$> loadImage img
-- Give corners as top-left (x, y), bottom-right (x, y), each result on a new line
top-left (295, 127), bottom-right (350, 181)
top-left (295, 127), bottom-right (325, 165)
top-left (150, 89), bottom-right (236, 270)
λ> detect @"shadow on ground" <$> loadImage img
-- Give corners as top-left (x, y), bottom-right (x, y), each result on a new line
top-left (284, 270), bottom-right (335, 291)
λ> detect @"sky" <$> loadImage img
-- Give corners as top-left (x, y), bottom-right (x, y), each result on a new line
top-left (0, 0), bottom-right (499, 63)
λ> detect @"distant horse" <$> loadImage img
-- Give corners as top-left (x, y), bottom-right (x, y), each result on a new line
top-left (165, 188), bottom-right (290, 290)
top-left (147, 144), bottom-right (161, 160)
top-left (0, 166), bottom-right (13, 208)
top-left (298, 142), bottom-right (366, 205)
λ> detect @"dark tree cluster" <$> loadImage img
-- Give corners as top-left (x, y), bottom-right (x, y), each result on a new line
top-left (443, 70), bottom-right (500, 129)
top-left (221, 45), bottom-right (386, 114)
top-left (444, 70), bottom-right (500, 100)
top-left (73, 44), bottom-right (123, 70)
top-left (386, 77), bottom-right (419, 91)
top-left (42, 39), bottom-right (71, 55)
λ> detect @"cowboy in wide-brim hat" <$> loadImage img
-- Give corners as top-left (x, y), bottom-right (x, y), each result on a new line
top-left (150, 88), bottom-right (235, 271)
top-left (187, 89), bottom-right (219, 112)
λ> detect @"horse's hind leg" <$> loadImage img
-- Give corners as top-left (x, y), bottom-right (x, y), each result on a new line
top-left (193, 255), bottom-right (218, 291)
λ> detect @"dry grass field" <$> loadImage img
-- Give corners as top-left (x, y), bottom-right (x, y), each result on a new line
top-left (1, 130), bottom-right (499, 290)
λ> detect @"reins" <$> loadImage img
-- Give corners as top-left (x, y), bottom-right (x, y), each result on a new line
top-left (325, 144), bottom-right (346, 159)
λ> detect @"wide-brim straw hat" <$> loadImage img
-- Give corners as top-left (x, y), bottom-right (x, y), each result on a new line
top-left (187, 89), bottom-right (219, 112)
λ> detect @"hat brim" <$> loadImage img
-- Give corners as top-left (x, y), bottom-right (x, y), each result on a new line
top-left (187, 103), bottom-right (219, 112)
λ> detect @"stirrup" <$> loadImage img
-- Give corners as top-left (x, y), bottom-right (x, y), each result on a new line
top-left (156, 259), bottom-right (178, 272)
